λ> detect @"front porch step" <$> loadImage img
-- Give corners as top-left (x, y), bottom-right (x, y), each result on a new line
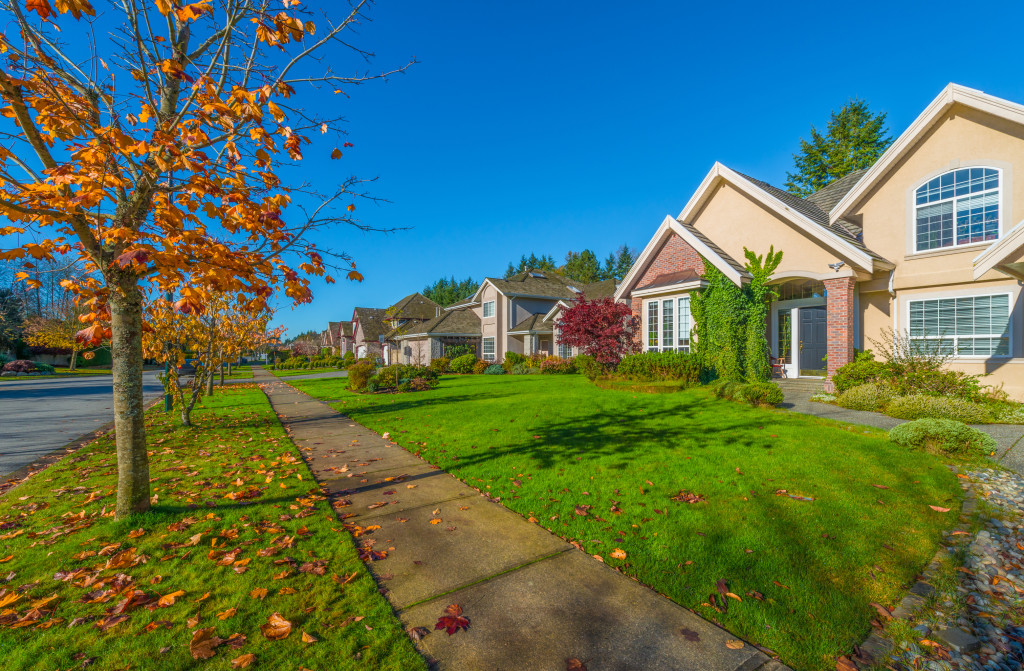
top-left (773, 378), bottom-right (826, 395)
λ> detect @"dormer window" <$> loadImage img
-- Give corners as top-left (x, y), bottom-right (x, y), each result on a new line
top-left (915, 168), bottom-right (1000, 252)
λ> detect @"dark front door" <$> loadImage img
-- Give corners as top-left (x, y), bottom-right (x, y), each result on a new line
top-left (799, 306), bottom-right (827, 375)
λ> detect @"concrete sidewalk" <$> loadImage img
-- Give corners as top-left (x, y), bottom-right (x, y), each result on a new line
top-left (781, 390), bottom-right (1024, 475)
top-left (254, 368), bottom-right (786, 671)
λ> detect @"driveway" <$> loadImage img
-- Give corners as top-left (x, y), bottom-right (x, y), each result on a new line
top-left (0, 372), bottom-right (164, 478)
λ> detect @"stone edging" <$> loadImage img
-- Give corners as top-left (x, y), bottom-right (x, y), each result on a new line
top-left (854, 471), bottom-right (979, 666)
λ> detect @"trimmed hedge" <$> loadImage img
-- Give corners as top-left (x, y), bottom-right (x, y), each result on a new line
top-left (889, 418), bottom-right (995, 458)
top-left (449, 354), bottom-right (477, 374)
top-left (885, 394), bottom-right (995, 424)
top-left (835, 383), bottom-right (895, 412)
top-left (707, 379), bottom-right (783, 408)
top-left (616, 351), bottom-right (704, 385)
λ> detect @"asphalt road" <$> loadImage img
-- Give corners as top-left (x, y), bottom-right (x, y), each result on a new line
top-left (0, 372), bottom-right (164, 478)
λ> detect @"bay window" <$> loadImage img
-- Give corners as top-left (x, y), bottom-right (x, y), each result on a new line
top-left (645, 295), bottom-right (692, 353)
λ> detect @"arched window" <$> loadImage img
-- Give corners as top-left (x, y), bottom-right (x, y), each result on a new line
top-left (915, 167), bottom-right (1000, 252)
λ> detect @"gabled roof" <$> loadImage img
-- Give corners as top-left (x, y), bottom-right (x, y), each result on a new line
top-left (973, 219), bottom-right (1024, 280)
top-left (579, 278), bottom-right (617, 299)
top-left (830, 84), bottom-right (1024, 223)
top-left (471, 270), bottom-right (582, 302)
top-left (388, 293), bottom-right (441, 320)
top-left (615, 215), bottom-right (752, 300)
top-left (339, 321), bottom-right (353, 338)
top-left (351, 307), bottom-right (388, 342)
top-left (395, 308), bottom-right (481, 339)
top-left (508, 313), bottom-right (554, 334)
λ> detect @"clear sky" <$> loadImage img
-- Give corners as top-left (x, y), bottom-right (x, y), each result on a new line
top-left (274, 0), bottom-right (1024, 336)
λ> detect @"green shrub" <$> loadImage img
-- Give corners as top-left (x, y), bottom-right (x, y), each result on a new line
top-left (887, 365), bottom-right (984, 401)
top-left (450, 354), bottom-right (477, 374)
top-left (347, 360), bottom-right (375, 391)
top-left (836, 383), bottom-right (895, 412)
top-left (342, 351), bottom-right (356, 365)
top-left (889, 418), bottom-right (995, 458)
top-left (740, 382), bottom-right (784, 407)
top-left (832, 351), bottom-right (889, 393)
top-left (886, 394), bottom-right (994, 423)
top-left (366, 377), bottom-right (380, 393)
top-left (34, 362), bottom-right (55, 373)
top-left (429, 357), bottom-right (450, 374)
top-left (617, 351), bottom-right (704, 386)
top-left (445, 344), bottom-right (476, 360)
top-left (995, 404), bottom-right (1024, 424)
top-left (409, 377), bottom-right (434, 391)
top-left (472, 359), bottom-right (489, 374)
top-left (511, 362), bottom-right (531, 375)
top-left (809, 392), bottom-right (837, 403)
top-left (484, 364), bottom-right (505, 375)
top-left (708, 379), bottom-right (743, 400)
top-left (376, 366), bottom-right (400, 388)
top-left (503, 351), bottom-right (526, 372)
top-left (573, 354), bottom-right (601, 381)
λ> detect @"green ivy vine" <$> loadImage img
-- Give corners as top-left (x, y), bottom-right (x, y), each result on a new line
top-left (690, 246), bottom-right (783, 382)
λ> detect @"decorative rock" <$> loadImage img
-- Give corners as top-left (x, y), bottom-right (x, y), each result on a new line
top-left (932, 626), bottom-right (981, 653)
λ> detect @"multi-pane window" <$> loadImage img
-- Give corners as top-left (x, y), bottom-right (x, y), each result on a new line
top-left (645, 296), bottom-right (692, 353)
top-left (915, 168), bottom-right (1000, 252)
top-left (482, 301), bottom-right (495, 318)
top-left (481, 337), bottom-right (496, 360)
top-left (558, 343), bottom-right (572, 359)
top-left (908, 294), bottom-right (1011, 357)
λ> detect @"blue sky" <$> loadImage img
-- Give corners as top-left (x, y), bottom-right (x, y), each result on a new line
top-left (270, 0), bottom-right (1024, 335)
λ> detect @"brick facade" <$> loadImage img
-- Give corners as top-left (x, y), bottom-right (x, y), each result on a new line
top-left (629, 234), bottom-right (706, 319)
top-left (823, 276), bottom-right (855, 384)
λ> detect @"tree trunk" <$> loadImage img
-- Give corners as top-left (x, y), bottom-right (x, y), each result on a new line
top-left (206, 365), bottom-right (214, 395)
top-left (109, 276), bottom-right (150, 518)
top-left (69, 349), bottom-right (77, 372)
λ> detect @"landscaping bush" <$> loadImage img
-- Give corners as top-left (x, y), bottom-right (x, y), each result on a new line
top-left (511, 362), bottom-right (531, 375)
top-left (995, 404), bottom-right (1024, 424)
top-left (887, 366), bottom-right (984, 402)
top-left (33, 362), bottom-right (55, 373)
top-left (739, 382), bottom-right (784, 407)
top-left (342, 351), bottom-right (356, 366)
top-left (410, 377), bottom-right (434, 391)
top-left (347, 360), bottom-right (375, 391)
top-left (616, 351), bottom-right (704, 385)
top-left (2, 359), bottom-right (38, 373)
top-left (836, 383), bottom-right (895, 412)
top-left (886, 394), bottom-right (995, 423)
top-left (376, 366), bottom-right (400, 388)
top-left (484, 364), bottom-right (505, 375)
top-left (539, 356), bottom-right (575, 374)
top-left (832, 351), bottom-right (889, 393)
top-left (472, 359), bottom-right (489, 374)
top-left (708, 379), bottom-right (743, 400)
top-left (809, 392), bottom-right (837, 403)
top-left (429, 357), bottom-right (450, 374)
top-left (889, 418), bottom-right (996, 458)
top-left (366, 377), bottom-right (380, 393)
top-left (445, 344), bottom-right (476, 360)
top-left (449, 354), bottom-right (477, 374)
top-left (573, 354), bottom-right (602, 381)
top-left (502, 351), bottom-right (526, 373)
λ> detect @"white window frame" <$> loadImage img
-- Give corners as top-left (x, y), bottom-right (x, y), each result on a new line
top-left (643, 295), bottom-right (691, 354)
top-left (558, 343), bottom-right (573, 359)
top-left (913, 167), bottom-right (1002, 253)
top-left (906, 292), bottom-right (1013, 359)
top-left (482, 301), bottom-right (496, 318)
top-left (481, 337), bottom-right (496, 361)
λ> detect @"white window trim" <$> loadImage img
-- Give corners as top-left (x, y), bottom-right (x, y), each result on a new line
top-left (482, 301), bottom-right (496, 318)
top-left (481, 336), bottom-right (496, 361)
top-left (642, 295), bottom-right (692, 354)
top-left (905, 291), bottom-right (1013, 360)
top-left (557, 343), bottom-right (573, 359)
top-left (911, 167), bottom-right (1003, 255)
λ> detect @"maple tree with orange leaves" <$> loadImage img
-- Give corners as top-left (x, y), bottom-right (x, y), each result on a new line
top-left (0, 0), bottom-right (409, 517)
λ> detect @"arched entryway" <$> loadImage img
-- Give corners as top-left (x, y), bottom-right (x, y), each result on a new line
top-left (771, 278), bottom-right (828, 378)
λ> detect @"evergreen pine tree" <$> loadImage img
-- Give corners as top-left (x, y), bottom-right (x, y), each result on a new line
top-left (613, 244), bottom-right (636, 282)
top-left (561, 250), bottom-right (602, 284)
top-left (784, 99), bottom-right (892, 197)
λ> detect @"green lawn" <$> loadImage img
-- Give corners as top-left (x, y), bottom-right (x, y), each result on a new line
top-left (0, 367), bottom-right (112, 381)
top-left (291, 374), bottom-right (965, 671)
top-left (268, 368), bottom-right (344, 378)
top-left (0, 385), bottom-right (425, 671)
top-left (223, 364), bottom-right (253, 380)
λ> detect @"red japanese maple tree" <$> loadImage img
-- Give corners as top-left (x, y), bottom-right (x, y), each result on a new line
top-left (555, 296), bottom-right (640, 366)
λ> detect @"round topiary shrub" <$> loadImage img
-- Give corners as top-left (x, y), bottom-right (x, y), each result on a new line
top-left (835, 383), bottom-right (895, 412)
top-left (429, 357), bottom-right (450, 374)
top-left (347, 360), bottom-right (376, 391)
top-left (449, 354), bottom-right (477, 374)
top-left (484, 364), bottom-right (505, 375)
top-left (885, 394), bottom-right (994, 423)
top-left (740, 382), bottom-right (784, 407)
top-left (889, 418), bottom-right (996, 457)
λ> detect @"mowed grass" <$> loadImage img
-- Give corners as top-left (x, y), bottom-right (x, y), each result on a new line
top-left (268, 368), bottom-right (345, 378)
top-left (291, 374), bottom-right (964, 671)
top-left (0, 385), bottom-right (425, 671)
top-left (0, 368), bottom-right (112, 382)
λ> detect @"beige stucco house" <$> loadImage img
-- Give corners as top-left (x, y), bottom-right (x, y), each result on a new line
top-left (617, 84), bottom-right (1024, 398)
top-left (351, 293), bottom-right (441, 362)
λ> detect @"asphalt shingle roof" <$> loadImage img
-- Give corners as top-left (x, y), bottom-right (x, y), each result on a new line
top-left (485, 271), bottom-right (582, 300)
top-left (339, 321), bottom-right (353, 338)
top-left (400, 308), bottom-right (481, 338)
top-left (352, 307), bottom-right (389, 342)
top-left (676, 221), bottom-right (750, 275)
top-left (388, 293), bottom-right (441, 320)
top-left (509, 313), bottom-right (553, 333)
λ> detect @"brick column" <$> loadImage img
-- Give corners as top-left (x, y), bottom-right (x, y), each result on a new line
top-left (823, 276), bottom-right (855, 383)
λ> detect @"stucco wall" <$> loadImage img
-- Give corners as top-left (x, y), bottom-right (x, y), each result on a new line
top-left (511, 298), bottom-right (557, 326)
top-left (474, 284), bottom-right (506, 361)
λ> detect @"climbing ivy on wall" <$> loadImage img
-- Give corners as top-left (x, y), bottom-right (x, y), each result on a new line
top-left (690, 246), bottom-right (783, 383)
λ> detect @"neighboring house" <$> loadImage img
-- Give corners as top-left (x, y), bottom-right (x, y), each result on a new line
top-left (380, 293), bottom-right (442, 363)
top-left (616, 83), bottom-right (1024, 397)
top-left (456, 271), bottom-right (617, 362)
top-left (320, 321), bottom-right (341, 353)
top-left (392, 308), bottom-right (482, 364)
top-left (338, 321), bottom-right (354, 354)
top-left (523, 278), bottom-right (618, 358)
top-left (351, 307), bottom-right (389, 359)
